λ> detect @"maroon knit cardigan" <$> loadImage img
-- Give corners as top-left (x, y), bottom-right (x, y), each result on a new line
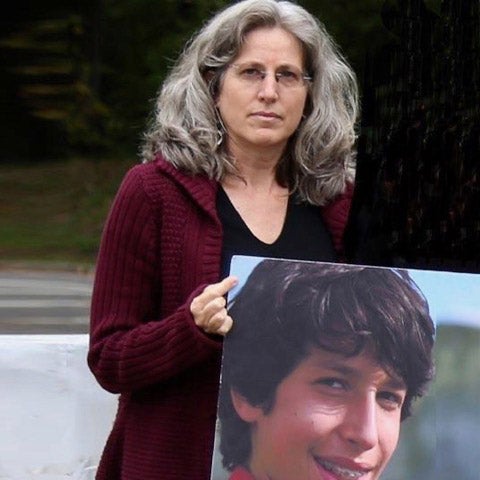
top-left (88, 156), bottom-right (353, 480)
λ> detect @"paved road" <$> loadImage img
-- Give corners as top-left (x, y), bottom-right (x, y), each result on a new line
top-left (0, 269), bottom-right (93, 334)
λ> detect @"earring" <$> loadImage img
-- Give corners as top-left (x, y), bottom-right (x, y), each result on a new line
top-left (216, 128), bottom-right (224, 146)
top-left (215, 108), bottom-right (227, 147)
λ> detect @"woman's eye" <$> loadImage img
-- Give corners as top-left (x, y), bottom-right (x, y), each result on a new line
top-left (277, 70), bottom-right (300, 84)
top-left (241, 68), bottom-right (262, 78)
top-left (279, 70), bottom-right (298, 79)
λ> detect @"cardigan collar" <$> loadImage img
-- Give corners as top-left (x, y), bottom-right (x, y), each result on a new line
top-left (154, 154), bottom-right (218, 217)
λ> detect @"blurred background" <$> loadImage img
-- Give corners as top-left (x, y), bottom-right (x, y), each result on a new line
top-left (0, 0), bottom-right (478, 271)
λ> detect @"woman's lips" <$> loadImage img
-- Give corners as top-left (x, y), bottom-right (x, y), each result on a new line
top-left (251, 111), bottom-right (281, 119)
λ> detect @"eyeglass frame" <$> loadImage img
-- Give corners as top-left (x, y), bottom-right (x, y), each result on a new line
top-left (227, 62), bottom-right (312, 88)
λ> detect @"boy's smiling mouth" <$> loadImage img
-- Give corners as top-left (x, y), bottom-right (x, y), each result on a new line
top-left (314, 457), bottom-right (370, 479)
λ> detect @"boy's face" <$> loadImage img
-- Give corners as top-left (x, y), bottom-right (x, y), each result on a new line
top-left (232, 347), bottom-right (407, 480)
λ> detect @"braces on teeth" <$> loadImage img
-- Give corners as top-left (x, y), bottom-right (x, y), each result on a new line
top-left (321, 460), bottom-right (364, 479)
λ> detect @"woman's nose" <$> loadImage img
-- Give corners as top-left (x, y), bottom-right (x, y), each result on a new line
top-left (257, 72), bottom-right (280, 102)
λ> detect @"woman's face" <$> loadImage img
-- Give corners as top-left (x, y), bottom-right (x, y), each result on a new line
top-left (216, 27), bottom-right (309, 159)
top-left (232, 347), bottom-right (406, 480)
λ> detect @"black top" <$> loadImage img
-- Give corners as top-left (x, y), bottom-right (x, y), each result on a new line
top-left (217, 186), bottom-right (336, 278)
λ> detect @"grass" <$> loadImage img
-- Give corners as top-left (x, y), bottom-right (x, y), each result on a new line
top-left (0, 157), bottom-right (134, 270)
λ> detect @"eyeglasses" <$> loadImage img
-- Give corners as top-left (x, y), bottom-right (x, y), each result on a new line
top-left (228, 63), bottom-right (312, 89)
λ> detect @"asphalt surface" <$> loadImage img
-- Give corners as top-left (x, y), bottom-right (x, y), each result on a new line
top-left (0, 268), bottom-right (93, 334)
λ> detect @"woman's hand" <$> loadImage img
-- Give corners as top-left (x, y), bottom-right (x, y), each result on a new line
top-left (190, 276), bottom-right (238, 336)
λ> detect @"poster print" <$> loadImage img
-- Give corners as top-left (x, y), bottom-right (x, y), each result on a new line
top-left (210, 256), bottom-right (480, 480)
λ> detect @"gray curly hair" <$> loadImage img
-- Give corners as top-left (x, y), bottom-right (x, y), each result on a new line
top-left (142, 0), bottom-right (359, 205)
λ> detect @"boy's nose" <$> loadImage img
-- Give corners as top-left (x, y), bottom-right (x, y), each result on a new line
top-left (341, 395), bottom-right (379, 451)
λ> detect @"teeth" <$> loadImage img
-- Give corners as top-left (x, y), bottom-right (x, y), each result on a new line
top-left (319, 460), bottom-right (364, 479)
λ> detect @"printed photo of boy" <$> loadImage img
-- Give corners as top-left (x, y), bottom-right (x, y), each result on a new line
top-left (215, 259), bottom-right (435, 480)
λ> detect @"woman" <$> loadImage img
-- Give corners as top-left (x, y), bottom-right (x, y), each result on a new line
top-left (88, 1), bottom-right (358, 479)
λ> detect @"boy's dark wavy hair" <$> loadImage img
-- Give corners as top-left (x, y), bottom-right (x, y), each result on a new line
top-left (218, 260), bottom-right (435, 471)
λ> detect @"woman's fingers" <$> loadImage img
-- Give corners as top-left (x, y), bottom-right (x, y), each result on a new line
top-left (190, 276), bottom-right (238, 336)
top-left (202, 308), bottom-right (228, 334)
top-left (200, 276), bottom-right (238, 302)
top-left (216, 315), bottom-right (233, 336)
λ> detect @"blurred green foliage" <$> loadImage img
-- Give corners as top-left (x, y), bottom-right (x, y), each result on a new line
top-left (0, 157), bottom-right (133, 265)
top-left (0, 0), bottom-right (389, 161)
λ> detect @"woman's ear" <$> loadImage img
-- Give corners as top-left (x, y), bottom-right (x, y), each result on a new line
top-left (204, 69), bottom-right (215, 83)
top-left (230, 389), bottom-right (263, 423)
top-left (203, 69), bottom-right (219, 103)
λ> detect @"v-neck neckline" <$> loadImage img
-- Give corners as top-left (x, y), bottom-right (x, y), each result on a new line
top-left (218, 186), bottom-right (291, 246)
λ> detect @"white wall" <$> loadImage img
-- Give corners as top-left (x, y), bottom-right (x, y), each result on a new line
top-left (0, 335), bottom-right (117, 480)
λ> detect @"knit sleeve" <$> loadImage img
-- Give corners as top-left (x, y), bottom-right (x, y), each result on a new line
top-left (87, 166), bottom-right (222, 394)
top-left (321, 182), bottom-right (354, 256)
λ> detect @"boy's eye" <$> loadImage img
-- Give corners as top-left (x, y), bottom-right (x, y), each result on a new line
top-left (377, 391), bottom-right (405, 409)
top-left (315, 377), bottom-right (346, 390)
